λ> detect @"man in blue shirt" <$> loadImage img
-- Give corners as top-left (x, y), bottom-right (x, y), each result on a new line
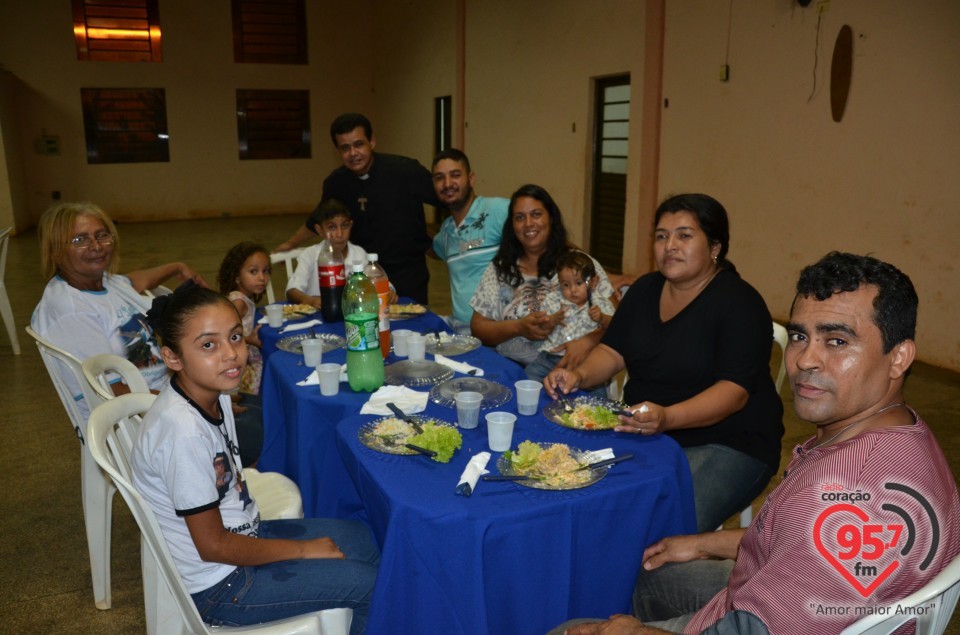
top-left (430, 149), bottom-right (509, 333)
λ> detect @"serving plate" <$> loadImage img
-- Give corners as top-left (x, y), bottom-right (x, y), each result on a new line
top-left (430, 377), bottom-right (512, 409)
top-left (384, 360), bottom-right (454, 387)
top-left (358, 416), bottom-right (457, 455)
top-left (424, 334), bottom-right (481, 356)
top-left (388, 304), bottom-right (429, 321)
top-left (495, 443), bottom-right (609, 490)
top-left (276, 332), bottom-right (346, 355)
top-left (543, 394), bottom-right (629, 431)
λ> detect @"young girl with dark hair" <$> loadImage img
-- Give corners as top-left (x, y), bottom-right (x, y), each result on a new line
top-left (135, 284), bottom-right (378, 632)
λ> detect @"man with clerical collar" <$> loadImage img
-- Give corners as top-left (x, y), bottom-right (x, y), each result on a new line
top-left (276, 113), bottom-right (438, 304)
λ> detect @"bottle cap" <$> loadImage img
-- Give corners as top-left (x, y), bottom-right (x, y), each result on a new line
top-left (367, 253), bottom-right (378, 262)
top-left (351, 263), bottom-right (364, 273)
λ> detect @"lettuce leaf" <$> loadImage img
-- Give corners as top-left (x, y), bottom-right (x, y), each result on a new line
top-left (407, 423), bottom-right (463, 463)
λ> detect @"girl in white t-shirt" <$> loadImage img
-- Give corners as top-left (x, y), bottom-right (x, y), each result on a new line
top-left (136, 284), bottom-right (378, 632)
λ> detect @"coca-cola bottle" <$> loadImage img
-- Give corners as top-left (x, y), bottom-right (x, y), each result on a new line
top-left (364, 253), bottom-right (391, 359)
top-left (317, 232), bottom-right (345, 322)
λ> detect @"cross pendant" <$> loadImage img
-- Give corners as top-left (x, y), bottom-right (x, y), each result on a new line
top-left (358, 196), bottom-right (368, 212)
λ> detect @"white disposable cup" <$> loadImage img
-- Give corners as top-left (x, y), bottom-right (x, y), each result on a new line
top-left (317, 363), bottom-right (341, 396)
top-left (455, 391), bottom-right (484, 429)
top-left (406, 334), bottom-right (426, 361)
top-left (393, 329), bottom-right (413, 356)
top-left (265, 304), bottom-right (284, 328)
top-left (514, 379), bottom-right (543, 416)
top-left (301, 338), bottom-right (323, 367)
top-left (486, 412), bottom-right (517, 452)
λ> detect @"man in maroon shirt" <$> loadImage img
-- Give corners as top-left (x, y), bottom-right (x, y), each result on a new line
top-left (558, 252), bottom-right (960, 635)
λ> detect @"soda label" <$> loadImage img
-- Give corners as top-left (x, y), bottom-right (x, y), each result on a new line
top-left (318, 264), bottom-right (346, 288)
top-left (345, 313), bottom-right (380, 351)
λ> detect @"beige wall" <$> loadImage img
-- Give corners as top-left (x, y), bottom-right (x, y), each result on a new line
top-left (371, 0), bottom-right (458, 170)
top-left (658, 0), bottom-right (960, 369)
top-left (0, 0), bottom-right (375, 223)
top-left (462, 0), bottom-right (647, 252)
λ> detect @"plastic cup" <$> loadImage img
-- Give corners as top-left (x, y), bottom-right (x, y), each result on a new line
top-left (393, 329), bottom-right (412, 356)
top-left (265, 304), bottom-right (284, 328)
top-left (407, 334), bottom-right (426, 361)
top-left (301, 338), bottom-right (323, 367)
top-left (455, 391), bottom-right (484, 429)
top-left (317, 363), bottom-right (341, 396)
top-left (514, 379), bottom-right (543, 416)
top-left (486, 412), bottom-right (517, 452)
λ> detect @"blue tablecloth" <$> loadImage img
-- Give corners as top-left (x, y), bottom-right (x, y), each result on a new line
top-left (258, 308), bottom-right (478, 515)
top-left (258, 309), bottom-right (697, 635)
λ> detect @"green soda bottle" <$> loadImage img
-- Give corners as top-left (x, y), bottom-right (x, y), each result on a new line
top-left (342, 264), bottom-right (385, 392)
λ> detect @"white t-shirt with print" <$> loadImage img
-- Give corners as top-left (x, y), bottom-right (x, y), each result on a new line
top-left (132, 381), bottom-right (260, 593)
top-left (30, 273), bottom-right (169, 420)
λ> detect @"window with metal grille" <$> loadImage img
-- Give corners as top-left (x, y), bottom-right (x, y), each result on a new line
top-left (236, 89), bottom-right (311, 160)
top-left (589, 76), bottom-right (631, 274)
top-left (72, 0), bottom-right (162, 62)
top-left (232, 0), bottom-right (307, 64)
top-left (81, 87), bottom-right (169, 164)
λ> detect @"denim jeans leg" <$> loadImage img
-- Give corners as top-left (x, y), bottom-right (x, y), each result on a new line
top-left (683, 444), bottom-right (775, 532)
top-left (525, 351), bottom-right (561, 382)
top-left (234, 393), bottom-right (263, 467)
top-left (192, 518), bottom-right (379, 635)
top-left (633, 559), bottom-right (735, 624)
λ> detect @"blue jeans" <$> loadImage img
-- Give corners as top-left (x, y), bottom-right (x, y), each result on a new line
top-left (191, 518), bottom-right (380, 634)
top-left (525, 351), bottom-right (609, 398)
top-left (633, 559), bottom-right (734, 627)
top-left (546, 560), bottom-right (733, 635)
top-left (683, 444), bottom-right (775, 532)
top-left (234, 393), bottom-right (263, 467)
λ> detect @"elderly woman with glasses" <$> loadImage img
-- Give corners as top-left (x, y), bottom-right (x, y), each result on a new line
top-left (31, 202), bottom-right (207, 419)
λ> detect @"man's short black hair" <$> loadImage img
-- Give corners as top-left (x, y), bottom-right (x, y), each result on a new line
top-left (795, 252), bottom-right (918, 353)
top-left (330, 113), bottom-right (372, 146)
top-left (432, 148), bottom-right (471, 173)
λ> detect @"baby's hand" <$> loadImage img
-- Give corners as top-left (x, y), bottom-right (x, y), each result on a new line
top-left (588, 306), bottom-right (602, 323)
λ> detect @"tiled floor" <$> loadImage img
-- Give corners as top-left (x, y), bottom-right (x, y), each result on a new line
top-left (1, 215), bottom-right (957, 633)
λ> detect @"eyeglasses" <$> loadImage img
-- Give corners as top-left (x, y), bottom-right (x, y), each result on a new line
top-left (69, 232), bottom-right (114, 250)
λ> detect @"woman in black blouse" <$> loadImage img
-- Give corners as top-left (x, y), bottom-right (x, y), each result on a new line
top-left (545, 193), bottom-right (784, 531)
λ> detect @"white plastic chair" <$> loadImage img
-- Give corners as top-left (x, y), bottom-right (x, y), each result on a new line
top-left (142, 284), bottom-right (174, 299)
top-left (267, 249), bottom-right (304, 303)
top-left (839, 553), bottom-right (960, 635)
top-left (0, 227), bottom-right (20, 354)
top-left (772, 321), bottom-right (788, 393)
top-left (82, 354), bottom-right (304, 521)
top-left (82, 353), bottom-right (151, 402)
top-left (728, 321), bottom-right (789, 530)
top-left (244, 468), bottom-right (304, 520)
top-left (87, 395), bottom-right (352, 635)
top-left (26, 325), bottom-right (115, 609)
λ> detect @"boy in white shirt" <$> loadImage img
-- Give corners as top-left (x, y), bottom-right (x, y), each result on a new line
top-left (286, 199), bottom-right (368, 308)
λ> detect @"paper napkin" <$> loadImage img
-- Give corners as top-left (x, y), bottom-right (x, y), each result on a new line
top-left (455, 452), bottom-right (491, 497)
top-left (434, 353), bottom-right (484, 377)
top-left (278, 319), bottom-right (323, 334)
top-left (359, 385), bottom-right (429, 415)
top-left (297, 364), bottom-right (347, 386)
top-left (581, 448), bottom-right (616, 464)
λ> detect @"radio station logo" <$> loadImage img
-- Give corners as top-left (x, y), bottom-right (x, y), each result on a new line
top-left (813, 482), bottom-right (940, 599)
